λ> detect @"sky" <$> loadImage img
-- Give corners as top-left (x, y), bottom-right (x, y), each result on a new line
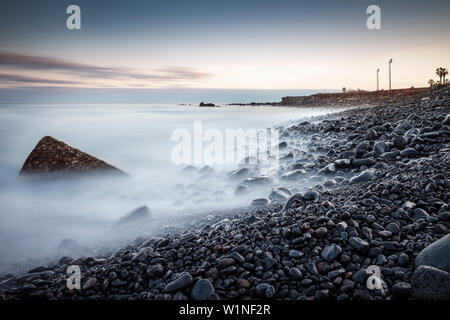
top-left (0, 0), bottom-right (449, 101)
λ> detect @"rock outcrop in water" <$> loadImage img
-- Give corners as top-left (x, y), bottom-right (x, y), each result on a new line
top-left (19, 136), bottom-right (126, 176)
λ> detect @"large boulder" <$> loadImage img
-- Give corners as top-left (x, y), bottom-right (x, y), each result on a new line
top-left (415, 234), bottom-right (450, 272)
top-left (19, 136), bottom-right (126, 176)
top-left (411, 266), bottom-right (450, 300)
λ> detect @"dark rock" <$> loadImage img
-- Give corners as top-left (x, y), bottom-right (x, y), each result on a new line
top-left (411, 265), bottom-right (450, 300)
top-left (321, 244), bottom-right (342, 262)
top-left (349, 237), bottom-right (369, 253)
top-left (392, 282), bottom-right (411, 298)
top-left (199, 102), bottom-right (215, 107)
top-left (303, 190), bottom-right (319, 201)
top-left (280, 169), bottom-right (306, 180)
top-left (190, 279), bottom-right (216, 300)
top-left (373, 141), bottom-right (388, 155)
top-left (288, 249), bottom-right (303, 258)
top-left (289, 267), bottom-right (302, 279)
top-left (165, 272), bottom-right (193, 293)
top-left (412, 208), bottom-right (429, 220)
top-left (19, 136), bottom-right (126, 176)
top-left (116, 206), bottom-right (151, 226)
top-left (392, 135), bottom-right (407, 149)
top-left (400, 148), bottom-right (418, 158)
top-left (349, 170), bottom-right (375, 184)
top-left (250, 198), bottom-right (271, 208)
top-left (415, 234), bottom-right (450, 272)
top-left (282, 193), bottom-right (303, 211)
top-left (255, 283), bottom-right (276, 299)
top-left (262, 257), bottom-right (277, 271)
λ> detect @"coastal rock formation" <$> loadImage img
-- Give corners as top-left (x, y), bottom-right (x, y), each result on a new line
top-left (19, 136), bottom-right (126, 176)
top-left (281, 87), bottom-right (429, 107)
top-left (199, 102), bottom-right (216, 107)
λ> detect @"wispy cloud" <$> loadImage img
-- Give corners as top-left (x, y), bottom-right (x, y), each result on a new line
top-left (0, 52), bottom-right (213, 87)
top-left (0, 73), bottom-right (84, 85)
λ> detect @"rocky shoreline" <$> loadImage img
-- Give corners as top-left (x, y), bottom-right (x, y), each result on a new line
top-left (229, 87), bottom-right (430, 108)
top-left (1, 86), bottom-right (449, 301)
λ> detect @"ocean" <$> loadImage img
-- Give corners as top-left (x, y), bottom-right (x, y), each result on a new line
top-left (0, 101), bottom-right (337, 274)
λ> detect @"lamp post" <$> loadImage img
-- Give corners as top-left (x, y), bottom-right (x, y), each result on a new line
top-left (377, 68), bottom-right (379, 91)
top-left (389, 58), bottom-right (393, 90)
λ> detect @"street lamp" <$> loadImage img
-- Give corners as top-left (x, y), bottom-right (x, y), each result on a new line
top-left (377, 68), bottom-right (380, 91)
top-left (389, 58), bottom-right (393, 90)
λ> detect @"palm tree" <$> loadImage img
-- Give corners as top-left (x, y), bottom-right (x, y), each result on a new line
top-left (428, 79), bottom-right (435, 87)
top-left (436, 67), bottom-right (448, 84)
top-left (436, 68), bottom-right (443, 83)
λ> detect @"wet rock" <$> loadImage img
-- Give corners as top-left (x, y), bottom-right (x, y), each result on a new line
top-left (116, 206), bottom-right (151, 226)
top-left (349, 170), bottom-right (375, 184)
top-left (373, 141), bottom-right (388, 155)
top-left (334, 159), bottom-right (351, 168)
top-left (82, 277), bottom-right (97, 291)
top-left (318, 164), bottom-right (335, 175)
top-left (392, 135), bottom-right (407, 149)
top-left (269, 188), bottom-right (290, 202)
top-left (386, 222), bottom-right (400, 235)
top-left (321, 244), bottom-right (342, 262)
top-left (243, 176), bottom-right (272, 186)
top-left (288, 249), bottom-right (303, 258)
top-left (255, 283), bottom-right (276, 299)
top-left (147, 264), bottom-right (164, 278)
top-left (165, 272), bottom-right (193, 293)
top-left (412, 208), bottom-right (429, 220)
top-left (190, 279), bottom-right (216, 300)
top-left (282, 193), bottom-right (303, 211)
top-left (289, 267), bottom-right (302, 279)
top-left (250, 198), bottom-right (271, 208)
top-left (349, 237), bottom-right (369, 253)
top-left (19, 136), bottom-right (126, 176)
top-left (392, 282), bottom-right (411, 298)
top-left (179, 232), bottom-right (196, 244)
top-left (280, 169), bottom-right (306, 180)
top-left (303, 190), bottom-right (319, 201)
top-left (443, 114), bottom-right (450, 125)
top-left (400, 148), bottom-right (418, 158)
top-left (415, 234), bottom-right (450, 272)
top-left (411, 266), bottom-right (450, 300)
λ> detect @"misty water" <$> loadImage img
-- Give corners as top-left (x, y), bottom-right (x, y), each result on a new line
top-left (0, 103), bottom-right (337, 274)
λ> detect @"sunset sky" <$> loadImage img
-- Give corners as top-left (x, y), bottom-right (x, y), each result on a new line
top-left (1, 0), bottom-right (449, 98)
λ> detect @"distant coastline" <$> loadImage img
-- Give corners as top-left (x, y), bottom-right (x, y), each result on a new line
top-left (229, 87), bottom-right (431, 108)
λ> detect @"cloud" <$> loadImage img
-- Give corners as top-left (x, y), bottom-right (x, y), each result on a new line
top-left (0, 73), bottom-right (84, 85)
top-left (0, 52), bottom-right (213, 86)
